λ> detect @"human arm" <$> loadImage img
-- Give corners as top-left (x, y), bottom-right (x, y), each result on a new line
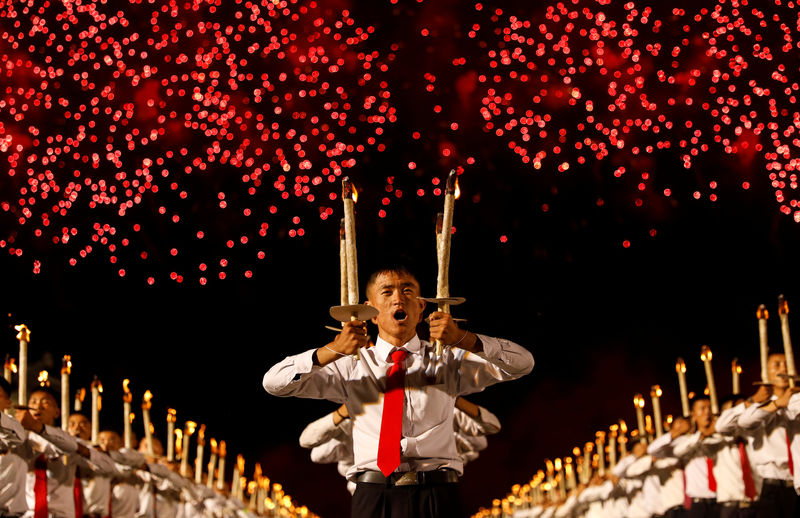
top-left (714, 403), bottom-right (745, 435)
top-left (299, 410), bottom-right (349, 449)
top-left (453, 399), bottom-right (502, 436)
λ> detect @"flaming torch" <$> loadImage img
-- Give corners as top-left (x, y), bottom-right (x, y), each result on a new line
top-left (650, 385), bottom-right (664, 438)
top-left (3, 356), bottom-right (15, 384)
top-left (595, 432), bottom-right (606, 476)
top-left (142, 391), bottom-right (154, 456)
top-left (180, 421), bottom-right (197, 477)
top-left (608, 424), bottom-right (618, 468)
top-left (758, 304), bottom-right (770, 384)
top-left (619, 420), bottom-right (628, 456)
top-left (207, 438), bottom-right (218, 488)
top-left (778, 295), bottom-right (797, 388)
top-left (166, 408), bottom-right (177, 461)
top-left (329, 178), bottom-right (378, 357)
top-left (732, 359), bottom-right (742, 394)
top-left (421, 171), bottom-right (465, 358)
top-left (90, 376), bottom-right (103, 444)
top-left (195, 424), bottom-right (206, 484)
top-left (233, 454), bottom-right (245, 500)
top-left (14, 324), bottom-right (30, 407)
top-left (37, 371), bottom-right (49, 387)
top-left (701, 346), bottom-right (719, 415)
top-left (122, 379), bottom-right (133, 449)
top-left (633, 394), bottom-right (646, 443)
top-left (74, 388), bottom-right (85, 412)
top-left (676, 358), bottom-right (690, 417)
top-left (60, 356), bottom-right (71, 430)
top-left (216, 441), bottom-right (227, 491)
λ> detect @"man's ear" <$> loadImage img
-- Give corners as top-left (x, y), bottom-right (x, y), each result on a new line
top-left (417, 298), bottom-right (426, 323)
top-left (365, 300), bottom-right (379, 324)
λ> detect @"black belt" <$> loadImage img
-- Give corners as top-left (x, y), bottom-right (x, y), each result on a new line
top-left (691, 498), bottom-right (717, 504)
top-left (356, 469), bottom-right (459, 486)
top-left (763, 478), bottom-right (794, 488)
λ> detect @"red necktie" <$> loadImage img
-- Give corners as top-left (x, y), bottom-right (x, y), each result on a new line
top-left (787, 429), bottom-right (795, 476)
top-left (706, 457), bottom-right (717, 492)
top-left (377, 348), bottom-right (408, 477)
top-left (683, 469), bottom-right (691, 509)
top-left (74, 477), bottom-right (84, 518)
top-left (738, 439), bottom-right (757, 500)
top-left (33, 455), bottom-right (48, 518)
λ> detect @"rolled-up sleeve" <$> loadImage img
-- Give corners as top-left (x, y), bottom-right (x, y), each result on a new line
top-left (737, 403), bottom-right (775, 430)
top-left (456, 334), bottom-right (533, 395)
top-left (262, 349), bottom-right (347, 403)
top-left (715, 403), bottom-right (745, 435)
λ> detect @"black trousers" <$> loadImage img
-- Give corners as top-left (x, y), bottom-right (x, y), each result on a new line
top-left (720, 504), bottom-right (756, 518)
top-left (756, 482), bottom-right (799, 518)
top-left (666, 506), bottom-right (689, 518)
top-left (689, 502), bottom-right (722, 518)
top-left (351, 481), bottom-right (461, 518)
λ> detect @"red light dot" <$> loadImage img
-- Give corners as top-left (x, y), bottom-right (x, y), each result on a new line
top-left (500, 235), bottom-right (508, 243)
top-left (219, 272), bottom-right (226, 280)
top-left (196, 231), bottom-right (204, 239)
top-left (623, 240), bottom-right (631, 248)
top-left (408, 162), bottom-right (416, 170)
top-left (200, 277), bottom-right (207, 285)
top-left (170, 248), bottom-right (178, 256)
top-left (245, 270), bottom-right (253, 278)
top-left (147, 277), bottom-right (155, 285)
top-left (118, 269), bottom-right (126, 277)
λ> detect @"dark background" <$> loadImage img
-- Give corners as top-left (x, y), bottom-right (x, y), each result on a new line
top-left (2, 0), bottom-right (800, 516)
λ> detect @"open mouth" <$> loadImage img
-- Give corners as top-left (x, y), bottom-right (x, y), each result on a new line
top-left (393, 309), bottom-right (408, 322)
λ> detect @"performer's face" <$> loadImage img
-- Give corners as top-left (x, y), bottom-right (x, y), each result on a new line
top-left (98, 431), bottom-right (122, 452)
top-left (28, 391), bottom-right (60, 426)
top-left (366, 271), bottom-right (426, 345)
top-left (691, 399), bottom-right (712, 429)
top-left (68, 413), bottom-right (91, 439)
top-left (768, 353), bottom-right (789, 388)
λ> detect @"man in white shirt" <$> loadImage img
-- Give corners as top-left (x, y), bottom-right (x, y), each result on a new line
top-left (264, 263), bottom-right (534, 518)
top-left (736, 353), bottom-right (797, 518)
top-left (651, 397), bottom-right (721, 518)
top-left (0, 378), bottom-right (28, 518)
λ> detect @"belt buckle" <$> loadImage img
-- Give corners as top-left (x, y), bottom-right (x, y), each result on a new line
top-left (394, 472), bottom-right (418, 486)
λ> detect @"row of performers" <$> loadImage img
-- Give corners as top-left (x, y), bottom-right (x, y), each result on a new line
top-left (483, 361), bottom-right (800, 517)
top-left (0, 379), bottom-right (315, 518)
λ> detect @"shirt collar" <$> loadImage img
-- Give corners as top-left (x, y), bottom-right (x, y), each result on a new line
top-left (374, 334), bottom-right (421, 362)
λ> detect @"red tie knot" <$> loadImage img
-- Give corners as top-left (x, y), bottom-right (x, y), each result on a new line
top-left (390, 348), bottom-right (408, 364)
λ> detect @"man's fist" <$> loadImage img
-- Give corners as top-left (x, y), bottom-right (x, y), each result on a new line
top-left (670, 417), bottom-right (691, 439)
top-left (15, 409), bottom-right (43, 433)
top-left (330, 320), bottom-right (369, 355)
top-left (428, 312), bottom-right (462, 345)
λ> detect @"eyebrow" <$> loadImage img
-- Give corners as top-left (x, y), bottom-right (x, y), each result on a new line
top-left (378, 282), bottom-right (418, 290)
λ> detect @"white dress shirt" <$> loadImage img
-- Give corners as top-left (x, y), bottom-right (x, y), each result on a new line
top-left (643, 433), bottom-right (685, 512)
top-left (20, 426), bottom-right (80, 518)
top-left (737, 397), bottom-right (793, 481)
top-left (672, 432), bottom-right (725, 499)
top-left (110, 449), bottom-right (146, 518)
top-left (0, 413), bottom-right (28, 516)
top-left (264, 333), bottom-right (533, 478)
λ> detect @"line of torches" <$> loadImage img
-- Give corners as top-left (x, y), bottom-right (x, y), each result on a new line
top-left (472, 295), bottom-right (798, 518)
top-left (4, 326), bottom-right (316, 518)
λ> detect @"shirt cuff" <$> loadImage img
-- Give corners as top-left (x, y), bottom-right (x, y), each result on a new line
top-left (295, 349), bottom-right (319, 374)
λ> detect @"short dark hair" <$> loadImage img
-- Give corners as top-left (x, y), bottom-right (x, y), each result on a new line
top-left (69, 411), bottom-right (90, 421)
top-left (689, 393), bottom-right (711, 412)
top-left (365, 258), bottom-right (422, 297)
top-left (0, 378), bottom-right (11, 399)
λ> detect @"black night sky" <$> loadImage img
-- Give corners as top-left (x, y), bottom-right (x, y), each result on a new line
top-left (2, 0), bottom-right (800, 516)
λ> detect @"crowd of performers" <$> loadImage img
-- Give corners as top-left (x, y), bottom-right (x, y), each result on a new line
top-left (0, 325), bottom-right (315, 518)
top-left (477, 300), bottom-right (800, 518)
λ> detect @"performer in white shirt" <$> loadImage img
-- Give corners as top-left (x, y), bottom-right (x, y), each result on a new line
top-left (264, 262), bottom-right (534, 518)
top-left (0, 378), bottom-right (28, 518)
top-left (651, 396), bottom-right (721, 518)
top-left (712, 395), bottom-right (760, 518)
top-left (736, 353), bottom-right (797, 518)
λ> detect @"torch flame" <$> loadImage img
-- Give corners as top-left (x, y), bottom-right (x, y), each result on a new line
top-left (122, 379), bottom-right (132, 403)
top-left (248, 481), bottom-right (256, 494)
top-left (676, 358), bottom-right (686, 373)
top-left (254, 463), bottom-right (263, 480)
top-left (619, 419), bottom-right (628, 433)
top-left (219, 440), bottom-right (226, 457)
top-left (167, 408), bottom-right (176, 423)
top-left (732, 359), bottom-right (742, 374)
top-left (584, 441), bottom-right (594, 452)
top-left (237, 454), bottom-right (245, 472)
top-left (197, 424), bottom-right (206, 444)
top-left (651, 385), bottom-right (662, 398)
top-left (210, 438), bottom-right (218, 454)
top-left (175, 429), bottom-right (183, 454)
top-left (609, 424), bottom-right (619, 435)
top-left (142, 390), bottom-right (153, 410)
top-left (129, 412), bottom-right (135, 423)
top-left (545, 459), bottom-right (554, 473)
top-left (4, 357), bottom-right (16, 374)
top-left (342, 177), bottom-right (357, 202)
top-left (185, 421), bottom-right (197, 436)
top-left (37, 370), bottom-right (49, 387)
top-left (701, 345), bottom-right (713, 362)
top-left (666, 414), bottom-right (674, 425)
top-left (572, 446), bottom-right (580, 456)
top-left (645, 415), bottom-right (653, 433)
top-left (61, 355), bottom-right (71, 375)
top-left (633, 394), bottom-right (645, 408)
top-left (14, 324), bottom-right (30, 342)
top-left (596, 431), bottom-right (606, 442)
top-left (76, 388), bottom-right (86, 403)
top-left (757, 304), bottom-right (769, 320)
top-left (780, 294), bottom-right (789, 316)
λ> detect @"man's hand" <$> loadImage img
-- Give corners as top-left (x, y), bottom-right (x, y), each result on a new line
top-left (15, 409), bottom-right (44, 433)
top-left (749, 384), bottom-right (773, 405)
top-left (670, 417), bottom-right (691, 439)
top-left (428, 312), bottom-right (479, 351)
top-left (774, 386), bottom-right (800, 409)
top-left (316, 320), bottom-right (368, 366)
